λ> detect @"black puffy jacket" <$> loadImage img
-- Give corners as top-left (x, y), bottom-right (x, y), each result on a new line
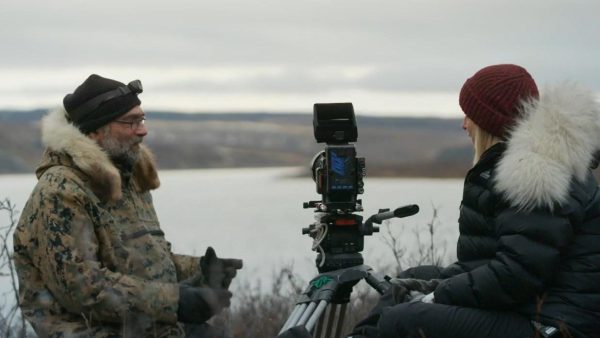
top-left (434, 84), bottom-right (600, 338)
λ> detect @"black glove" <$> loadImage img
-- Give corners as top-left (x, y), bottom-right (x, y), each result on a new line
top-left (388, 278), bottom-right (440, 303)
top-left (200, 246), bottom-right (243, 289)
top-left (349, 279), bottom-right (440, 337)
top-left (348, 286), bottom-right (397, 338)
top-left (177, 285), bottom-right (232, 324)
top-left (407, 290), bottom-right (425, 303)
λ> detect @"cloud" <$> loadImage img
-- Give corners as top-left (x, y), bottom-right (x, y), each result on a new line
top-left (0, 66), bottom-right (460, 116)
top-left (0, 0), bottom-right (599, 114)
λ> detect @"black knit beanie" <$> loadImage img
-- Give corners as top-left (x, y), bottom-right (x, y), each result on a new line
top-left (63, 74), bottom-right (142, 134)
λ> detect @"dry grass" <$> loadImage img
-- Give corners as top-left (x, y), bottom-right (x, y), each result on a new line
top-left (0, 198), bottom-right (446, 338)
top-left (0, 199), bottom-right (30, 338)
top-left (2, 198), bottom-right (572, 338)
top-left (209, 206), bottom-right (449, 337)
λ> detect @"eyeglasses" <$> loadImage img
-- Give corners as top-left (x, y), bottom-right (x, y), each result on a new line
top-left (113, 117), bottom-right (146, 130)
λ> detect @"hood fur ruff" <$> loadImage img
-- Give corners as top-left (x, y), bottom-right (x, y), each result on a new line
top-left (494, 83), bottom-right (600, 211)
top-left (41, 108), bottom-right (160, 202)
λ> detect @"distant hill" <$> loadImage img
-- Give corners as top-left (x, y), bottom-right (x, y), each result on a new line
top-left (0, 109), bottom-right (473, 177)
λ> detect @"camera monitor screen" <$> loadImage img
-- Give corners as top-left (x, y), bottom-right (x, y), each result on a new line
top-left (327, 146), bottom-right (356, 193)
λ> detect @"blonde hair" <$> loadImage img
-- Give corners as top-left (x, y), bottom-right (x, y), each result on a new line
top-left (472, 122), bottom-right (502, 165)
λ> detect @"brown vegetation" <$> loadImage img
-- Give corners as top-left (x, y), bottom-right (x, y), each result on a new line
top-left (2, 197), bottom-right (570, 337)
top-left (0, 197), bottom-right (449, 337)
top-left (0, 111), bottom-right (472, 177)
top-left (0, 199), bottom-right (29, 338)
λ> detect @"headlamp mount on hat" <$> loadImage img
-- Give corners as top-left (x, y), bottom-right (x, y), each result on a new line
top-left (69, 80), bottom-right (143, 121)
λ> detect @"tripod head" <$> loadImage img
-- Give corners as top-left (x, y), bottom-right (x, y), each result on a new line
top-left (282, 205), bottom-right (418, 337)
top-left (302, 206), bottom-right (419, 272)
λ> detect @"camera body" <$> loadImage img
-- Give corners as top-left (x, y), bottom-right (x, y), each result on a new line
top-left (304, 103), bottom-right (368, 272)
top-left (307, 103), bottom-right (365, 214)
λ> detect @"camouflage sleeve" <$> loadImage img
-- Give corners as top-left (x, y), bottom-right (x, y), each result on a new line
top-left (171, 254), bottom-right (201, 282)
top-left (33, 178), bottom-right (179, 324)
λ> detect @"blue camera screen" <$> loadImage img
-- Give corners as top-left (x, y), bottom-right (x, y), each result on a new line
top-left (328, 147), bottom-right (356, 191)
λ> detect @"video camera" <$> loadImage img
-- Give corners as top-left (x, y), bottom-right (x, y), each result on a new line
top-left (278, 103), bottom-right (420, 336)
top-left (302, 103), bottom-right (418, 273)
top-left (305, 103), bottom-right (365, 214)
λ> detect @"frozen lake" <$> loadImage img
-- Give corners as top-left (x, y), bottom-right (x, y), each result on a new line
top-left (0, 168), bottom-right (463, 298)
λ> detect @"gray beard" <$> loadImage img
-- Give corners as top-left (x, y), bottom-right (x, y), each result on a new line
top-left (101, 134), bottom-right (142, 168)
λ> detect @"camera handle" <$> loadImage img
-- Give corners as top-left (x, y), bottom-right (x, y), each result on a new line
top-left (361, 204), bottom-right (419, 235)
top-left (279, 205), bottom-right (419, 338)
top-left (278, 264), bottom-right (390, 338)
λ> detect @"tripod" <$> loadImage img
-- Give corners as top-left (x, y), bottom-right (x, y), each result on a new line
top-left (279, 206), bottom-right (418, 338)
top-left (278, 261), bottom-right (389, 337)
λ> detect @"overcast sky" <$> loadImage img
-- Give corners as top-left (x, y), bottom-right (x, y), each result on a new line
top-left (1, 0), bottom-right (598, 117)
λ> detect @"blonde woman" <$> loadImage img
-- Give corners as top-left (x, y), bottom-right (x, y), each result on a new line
top-left (352, 64), bottom-right (600, 338)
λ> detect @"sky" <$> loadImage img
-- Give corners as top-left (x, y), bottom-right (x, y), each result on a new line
top-left (1, 0), bottom-right (599, 117)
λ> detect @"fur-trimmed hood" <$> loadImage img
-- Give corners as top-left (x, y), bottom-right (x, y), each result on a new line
top-left (38, 108), bottom-right (160, 201)
top-left (495, 83), bottom-right (600, 211)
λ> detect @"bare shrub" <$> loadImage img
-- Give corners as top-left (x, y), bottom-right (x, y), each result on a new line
top-left (0, 199), bottom-right (29, 338)
top-left (217, 206), bottom-right (451, 337)
top-left (379, 204), bottom-right (448, 276)
top-left (0, 200), bottom-right (452, 338)
top-left (210, 264), bottom-right (306, 338)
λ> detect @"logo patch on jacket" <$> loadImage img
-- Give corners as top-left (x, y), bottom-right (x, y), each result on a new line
top-left (480, 170), bottom-right (491, 180)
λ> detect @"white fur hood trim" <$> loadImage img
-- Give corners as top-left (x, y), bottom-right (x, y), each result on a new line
top-left (494, 83), bottom-right (600, 211)
top-left (40, 108), bottom-right (159, 201)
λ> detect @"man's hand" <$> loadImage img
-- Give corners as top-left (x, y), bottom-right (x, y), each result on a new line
top-left (200, 247), bottom-right (243, 289)
top-left (177, 285), bottom-right (232, 324)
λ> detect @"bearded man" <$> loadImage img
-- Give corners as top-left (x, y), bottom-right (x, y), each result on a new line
top-left (13, 74), bottom-right (242, 337)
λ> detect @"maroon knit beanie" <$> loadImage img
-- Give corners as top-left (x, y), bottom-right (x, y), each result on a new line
top-left (459, 64), bottom-right (539, 138)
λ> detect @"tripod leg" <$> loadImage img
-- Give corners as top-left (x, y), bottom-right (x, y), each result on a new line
top-left (333, 303), bottom-right (347, 338)
top-left (279, 303), bottom-right (308, 334)
top-left (286, 305), bottom-right (304, 327)
top-left (306, 300), bottom-right (329, 332)
top-left (314, 312), bottom-right (325, 338)
top-left (323, 304), bottom-right (337, 338)
top-left (297, 302), bottom-right (318, 326)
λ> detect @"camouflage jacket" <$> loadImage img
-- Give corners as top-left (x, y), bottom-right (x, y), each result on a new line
top-left (13, 109), bottom-right (201, 337)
